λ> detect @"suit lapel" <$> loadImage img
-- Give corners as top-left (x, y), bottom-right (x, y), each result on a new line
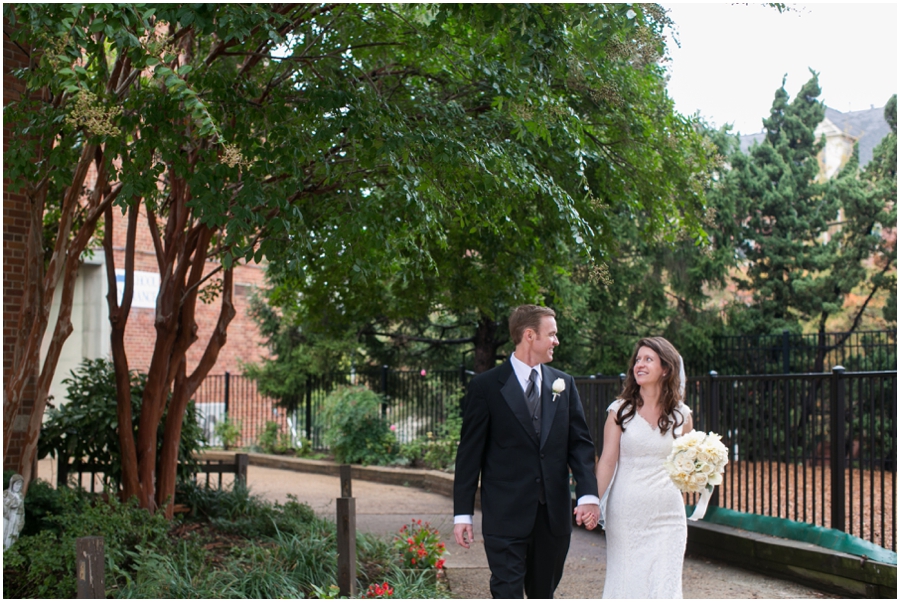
top-left (539, 365), bottom-right (560, 449)
top-left (499, 361), bottom-right (540, 446)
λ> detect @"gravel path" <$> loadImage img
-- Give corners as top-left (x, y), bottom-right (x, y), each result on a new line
top-left (245, 465), bottom-right (839, 599)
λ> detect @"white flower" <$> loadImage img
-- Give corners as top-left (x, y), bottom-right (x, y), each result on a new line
top-left (551, 378), bottom-right (565, 401)
top-left (665, 431), bottom-right (729, 494)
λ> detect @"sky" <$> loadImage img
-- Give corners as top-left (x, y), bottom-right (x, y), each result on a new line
top-left (663, 2), bottom-right (898, 135)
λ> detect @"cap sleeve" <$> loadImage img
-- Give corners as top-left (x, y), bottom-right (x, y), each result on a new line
top-left (606, 398), bottom-right (625, 413)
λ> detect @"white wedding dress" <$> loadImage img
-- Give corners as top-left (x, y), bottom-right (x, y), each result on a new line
top-left (601, 399), bottom-right (690, 599)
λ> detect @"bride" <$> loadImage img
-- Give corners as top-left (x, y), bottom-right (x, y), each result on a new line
top-left (594, 337), bottom-right (693, 599)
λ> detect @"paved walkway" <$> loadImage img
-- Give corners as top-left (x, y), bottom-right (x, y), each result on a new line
top-left (245, 465), bottom-right (837, 599)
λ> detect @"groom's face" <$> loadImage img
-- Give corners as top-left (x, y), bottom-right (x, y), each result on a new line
top-left (531, 316), bottom-right (559, 364)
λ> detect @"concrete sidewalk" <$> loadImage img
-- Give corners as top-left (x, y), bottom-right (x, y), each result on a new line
top-left (245, 464), bottom-right (836, 599)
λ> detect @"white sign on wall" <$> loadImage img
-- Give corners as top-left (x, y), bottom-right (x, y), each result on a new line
top-left (115, 269), bottom-right (160, 309)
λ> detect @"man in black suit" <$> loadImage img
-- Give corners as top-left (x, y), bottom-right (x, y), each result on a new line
top-left (453, 304), bottom-right (600, 599)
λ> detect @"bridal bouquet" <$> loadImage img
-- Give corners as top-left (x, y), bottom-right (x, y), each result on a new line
top-left (664, 430), bottom-right (728, 521)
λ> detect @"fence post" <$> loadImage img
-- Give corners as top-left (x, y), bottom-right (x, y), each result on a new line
top-left (58, 455), bottom-right (69, 488)
top-left (306, 374), bottom-right (313, 443)
top-left (337, 497), bottom-right (357, 598)
top-left (830, 365), bottom-right (846, 533)
top-left (340, 464), bottom-right (352, 498)
top-left (224, 371), bottom-right (231, 418)
top-left (708, 371), bottom-right (720, 508)
top-left (76, 536), bottom-right (105, 598)
top-left (234, 453), bottom-right (249, 484)
top-left (381, 365), bottom-right (389, 418)
top-left (782, 330), bottom-right (790, 374)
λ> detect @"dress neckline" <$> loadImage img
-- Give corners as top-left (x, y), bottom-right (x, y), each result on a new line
top-left (635, 410), bottom-right (660, 432)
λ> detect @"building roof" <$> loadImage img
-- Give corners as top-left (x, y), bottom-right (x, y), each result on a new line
top-left (739, 105), bottom-right (891, 168)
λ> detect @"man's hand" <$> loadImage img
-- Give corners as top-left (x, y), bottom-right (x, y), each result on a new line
top-left (454, 523), bottom-right (474, 549)
top-left (574, 503), bottom-right (600, 530)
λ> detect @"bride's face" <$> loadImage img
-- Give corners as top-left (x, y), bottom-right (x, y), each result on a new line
top-left (633, 346), bottom-right (667, 387)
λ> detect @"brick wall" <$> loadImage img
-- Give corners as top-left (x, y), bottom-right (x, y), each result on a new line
top-left (107, 202), bottom-right (270, 374)
top-left (3, 22), bottom-right (35, 472)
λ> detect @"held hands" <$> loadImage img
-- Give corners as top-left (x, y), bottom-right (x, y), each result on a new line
top-left (454, 523), bottom-right (474, 549)
top-left (574, 503), bottom-right (600, 530)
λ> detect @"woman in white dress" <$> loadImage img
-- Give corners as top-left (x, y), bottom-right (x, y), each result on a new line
top-left (594, 337), bottom-right (693, 599)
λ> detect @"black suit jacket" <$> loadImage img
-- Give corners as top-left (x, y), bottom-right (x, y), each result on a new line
top-left (453, 360), bottom-right (598, 538)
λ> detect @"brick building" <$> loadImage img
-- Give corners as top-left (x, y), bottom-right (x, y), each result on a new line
top-left (3, 23), bottom-right (35, 472)
top-left (3, 28), bottom-right (270, 474)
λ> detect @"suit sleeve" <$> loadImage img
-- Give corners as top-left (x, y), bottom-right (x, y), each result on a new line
top-left (566, 374), bottom-right (599, 499)
top-left (453, 377), bottom-right (490, 516)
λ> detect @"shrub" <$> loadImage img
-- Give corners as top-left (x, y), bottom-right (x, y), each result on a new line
top-left (213, 417), bottom-right (243, 450)
top-left (256, 420), bottom-right (294, 454)
top-left (39, 358), bottom-right (205, 491)
top-left (321, 386), bottom-right (399, 465)
top-left (3, 488), bottom-right (170, 599)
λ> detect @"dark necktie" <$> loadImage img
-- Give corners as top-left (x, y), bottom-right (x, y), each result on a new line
top-left (526, 369), bottom-right (541, 436)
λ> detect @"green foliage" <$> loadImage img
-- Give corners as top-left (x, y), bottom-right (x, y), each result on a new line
top-left (322, 386), bottom-right (400, 465)
top-left (38, 358), bottom-right (205, 491)
top-left (255, 420), bottom-right (294, 455)
top-left (398, 396), bottom-right (464, 471)
top-left (393, 519), bottom-right (447, 571)
top-left (213, 417), bottom-right (242, 451)
top-left (3, 487), bottom-right (170, 599)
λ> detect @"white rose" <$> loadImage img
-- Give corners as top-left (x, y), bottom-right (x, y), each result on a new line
top-left (674, 454), bottom-right (694, 473)
top-left (551, 378), bottom-right (565, 401)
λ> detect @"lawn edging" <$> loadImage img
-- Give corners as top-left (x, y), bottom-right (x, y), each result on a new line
top-left (199, 451), bottom-right (894, 598)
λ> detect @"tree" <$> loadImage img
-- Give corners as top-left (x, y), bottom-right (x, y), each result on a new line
top-left (249, 3), bottom-right (717, 378)
top-left (724, 74), bottom-right (896, 369)
top-left (4, 4), bottom-right (710, 514)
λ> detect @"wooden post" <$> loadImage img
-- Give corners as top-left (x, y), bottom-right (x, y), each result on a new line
top-left (337, 497), bottom-right (357, 598)
top-left (235, 453), bottom-right (249, 484)
top-left (76, 536), bottom-right (105, 599)
top-left (340, 464), bottom-right (352, 498)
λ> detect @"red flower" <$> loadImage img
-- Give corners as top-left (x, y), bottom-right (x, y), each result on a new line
top-left (435, 558), bottom-right (445, 570)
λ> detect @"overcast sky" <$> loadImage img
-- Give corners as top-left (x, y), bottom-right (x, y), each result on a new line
top-left (663, 2), bottom-right (898, 135)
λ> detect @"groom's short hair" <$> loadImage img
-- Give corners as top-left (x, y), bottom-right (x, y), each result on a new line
top-left (509, 305), bottom-right (556, 346)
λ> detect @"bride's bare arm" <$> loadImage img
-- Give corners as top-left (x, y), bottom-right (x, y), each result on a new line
top-left (595, 411), bottom-right (622, 501)
top-left (682, 411), bottom-right (693, 435)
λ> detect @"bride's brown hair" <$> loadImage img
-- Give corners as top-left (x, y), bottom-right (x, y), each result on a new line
top-left (615, 337), bottom-right (684, 436)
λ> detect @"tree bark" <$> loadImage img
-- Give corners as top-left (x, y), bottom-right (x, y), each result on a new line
top-left (104, 199), bottom-right (142, 502)
top-left (473, 314), bottom-right (502, 374)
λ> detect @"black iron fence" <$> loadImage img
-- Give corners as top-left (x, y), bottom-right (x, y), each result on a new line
top-left (191, 365), bottom-right (895, 551)
top-left (193, 367), bottom-right (468, 451)
top-left (577, 368), bottom-right (897, 552)
top-left (711, 329), bottom-right (896, 375)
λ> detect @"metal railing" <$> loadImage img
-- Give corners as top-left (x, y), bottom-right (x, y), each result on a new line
top-left (193, 367), bottom-right (468, 451)
top-left (711, 329), bottom-right (896, 374)
top-left (576, 368), bottom-right (897, 552)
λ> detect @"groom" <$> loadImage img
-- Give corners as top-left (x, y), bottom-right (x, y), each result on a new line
top-left (453, 305), bottom-right (600, 599)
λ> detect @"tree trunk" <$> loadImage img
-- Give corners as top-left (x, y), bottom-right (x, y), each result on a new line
top-left (473, 314), bottom-right (502, 374)
top-left (104, 200), bottom-right (142, 502)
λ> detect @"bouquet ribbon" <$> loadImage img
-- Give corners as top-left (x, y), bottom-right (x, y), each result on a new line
top-left (688, 487), bottom-right (713, 521)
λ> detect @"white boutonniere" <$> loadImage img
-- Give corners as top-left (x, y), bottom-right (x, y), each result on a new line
top-left (551, 378), bottom-right (565, 402)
